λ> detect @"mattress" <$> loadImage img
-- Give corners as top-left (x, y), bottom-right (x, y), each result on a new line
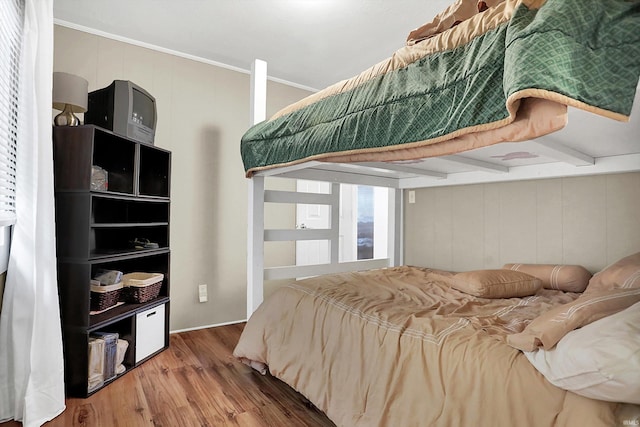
top-left (233, 266), bottom-right (621, 426)
top-left (240, 0), bottom-right (640, 177)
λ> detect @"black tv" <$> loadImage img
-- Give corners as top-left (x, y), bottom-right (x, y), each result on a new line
top-left (85, 80), bottom-right (157, 145)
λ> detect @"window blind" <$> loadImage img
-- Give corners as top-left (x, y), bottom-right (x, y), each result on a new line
top-left (0, 0), bottom-right (23, 225)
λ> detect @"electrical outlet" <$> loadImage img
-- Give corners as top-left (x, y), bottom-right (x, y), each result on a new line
top-left (408, 190), bottom-right (416, 204)
top-left (198, 284), bottom-right (208, 303)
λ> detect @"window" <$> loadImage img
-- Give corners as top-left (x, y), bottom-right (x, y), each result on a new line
top-left (0, 0), bottom-right (22, 226)
top-left (356, 186), bottom-right (374, 259)
top-left (339, 184), bottom-right (388, 262)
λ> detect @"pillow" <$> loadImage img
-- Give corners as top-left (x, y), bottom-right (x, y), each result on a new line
top-left (507, 287), bottom-right (640, 351)
top-left (586, 252), bottom-right (640, 293)
top-left (523, 302), bottom-right (640, 404)
top-left (406, 0), bottom-right (505, 45)
top-left (447, 269), bottom-right (541, 298)
top-left (502, 263), bottom-right (592, 292)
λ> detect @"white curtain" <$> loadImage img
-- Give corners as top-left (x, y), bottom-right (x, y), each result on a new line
top-left (0, 0), bottom-right (66, 426)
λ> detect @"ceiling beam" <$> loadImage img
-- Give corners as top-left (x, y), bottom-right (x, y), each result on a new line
top-left (355, 162), bottom-right (446, 179)
top-left (533, 139), bottom-right (594, 166)
top-left (441, 155), bottom-right (508, 173)
top-left (277, 167), bottom-right (400, 188)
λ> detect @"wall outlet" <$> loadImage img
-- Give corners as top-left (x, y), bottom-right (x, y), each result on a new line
top-left (408, 190), bottom-right (416, 204)
top-left (198, 284), bottom-right (208, 303)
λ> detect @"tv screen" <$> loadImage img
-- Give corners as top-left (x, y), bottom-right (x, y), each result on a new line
top-left (85, 80), bottom-right (157, 145)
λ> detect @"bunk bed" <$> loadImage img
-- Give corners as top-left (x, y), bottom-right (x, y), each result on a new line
top-left (234, 0), bottom-right (640, 425)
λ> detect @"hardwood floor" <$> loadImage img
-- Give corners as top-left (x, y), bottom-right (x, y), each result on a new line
top-left (1, 323), bottom-right (336, 427)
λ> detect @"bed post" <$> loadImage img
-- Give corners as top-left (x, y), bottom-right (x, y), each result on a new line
top-left (392, 188), bottom-right (403, 266)
top-left (384, 188), bottom-right (403, 267)
top-left (247, 176), bottom-right (265, 317)
top-left (247, 59), bottom-right (267, 318)
top-left (249, 59), bottom-right (267, 126)
top-left (330, 182), bottom-right (340, 265)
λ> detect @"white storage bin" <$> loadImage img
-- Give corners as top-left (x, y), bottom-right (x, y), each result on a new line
top-left (135, 303), bottom-right (166, 363)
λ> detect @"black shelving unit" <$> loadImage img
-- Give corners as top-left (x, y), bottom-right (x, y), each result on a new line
top-left (53, 125), bottom-right (171, 397)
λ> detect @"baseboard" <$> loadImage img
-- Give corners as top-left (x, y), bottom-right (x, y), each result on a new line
top-left (170, 319), bottom-right (247, 334)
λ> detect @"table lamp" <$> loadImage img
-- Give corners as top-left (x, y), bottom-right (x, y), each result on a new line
top-left (52, 72), bottom-right (88, 126)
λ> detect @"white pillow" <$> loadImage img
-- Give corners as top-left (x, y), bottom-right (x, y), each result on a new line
top-left (524, 301), bottom-right (640, 404)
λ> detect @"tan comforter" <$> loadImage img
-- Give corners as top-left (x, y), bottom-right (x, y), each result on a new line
top-left (234, 266), bottom-right (621, 426)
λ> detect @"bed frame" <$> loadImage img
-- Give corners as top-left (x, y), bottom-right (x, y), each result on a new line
top-left (246, 61), bottom-right (640, 317)
top-left (239, 3), bottom-right (640, 425)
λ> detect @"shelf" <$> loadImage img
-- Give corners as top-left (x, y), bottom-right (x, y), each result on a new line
top-left (93, 131), bottom-right (136, 194)
top-left (55, 191), bottom-right (170, 203)
top-left (89, 247), bottom-right (170, 261)
top-left (53, 125), bottom-right (172, 397)
top-left (89, 296), bottom-right (170, 330)
top-left (53, 126), bottom-right (172, 198)
top-left (88, 248), bottom-right (170, 270)
top-left (57, 248), bottom-right (170, 264)
top-left (90, 189), bottom-right (137, 198)
top-left (139, 144), bottom-right (170, 198)
top-left (92, 194), bottom-right (169, 224)
top-left (90, 225), bottom-right (169, 257)
top-left (91, 222), bottom-right (169, 228)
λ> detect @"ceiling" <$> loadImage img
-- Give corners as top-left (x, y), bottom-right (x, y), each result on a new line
top-left (53, 0), bottom-right (452, 91)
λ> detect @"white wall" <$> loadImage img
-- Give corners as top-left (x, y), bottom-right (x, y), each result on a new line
top-left (404, 172), bottom-right (640, 274)
top-left (54, 25), bottom-right (311, 330)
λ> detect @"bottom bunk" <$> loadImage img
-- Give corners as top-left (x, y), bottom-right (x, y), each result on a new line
top-left (234, 260), bottom-right (640, 427)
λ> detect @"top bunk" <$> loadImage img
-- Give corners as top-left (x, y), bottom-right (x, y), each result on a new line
top-left (241, 0), bottom-right (640, 189)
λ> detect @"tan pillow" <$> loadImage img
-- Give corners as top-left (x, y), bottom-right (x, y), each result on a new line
top-left (448, 269), bottom-right (541, 298)
top-left (586, 252), bottom-right (640, 293)
top-left (503, 263), bottom-right (591, 292)
top-left (507, 287), bottom-right (640, 351)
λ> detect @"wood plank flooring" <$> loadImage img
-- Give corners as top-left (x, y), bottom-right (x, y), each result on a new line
top-left (1, 323), bottom-right (336, 427)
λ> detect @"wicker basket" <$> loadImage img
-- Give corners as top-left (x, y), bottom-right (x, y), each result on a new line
top-left (90, 281), bottom-right (123, 311)
top-left (121, 273), bottom-right (164, 303)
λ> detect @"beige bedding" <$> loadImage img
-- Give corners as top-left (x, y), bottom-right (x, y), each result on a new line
top-left (233, 266), bottom-right (622, 426)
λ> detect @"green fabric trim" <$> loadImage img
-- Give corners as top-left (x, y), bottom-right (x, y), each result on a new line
top-left (505, 0), bottom-right (640, 113)
top-left (241, 0), bottom-right (640, 173)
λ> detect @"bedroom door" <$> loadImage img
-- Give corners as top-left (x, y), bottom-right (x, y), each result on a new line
top-left (296, 180), bottom-right (331, 266)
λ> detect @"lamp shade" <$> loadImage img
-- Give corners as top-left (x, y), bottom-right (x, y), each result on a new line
top-left (52, 72), bottom-right (88, 113)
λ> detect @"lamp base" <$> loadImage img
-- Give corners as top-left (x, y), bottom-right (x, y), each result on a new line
top-left (54, 104), bottom-right (80, 126)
